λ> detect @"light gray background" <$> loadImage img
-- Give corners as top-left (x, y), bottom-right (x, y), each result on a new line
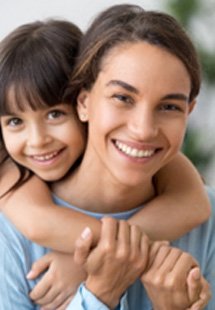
top-left (0, 0), bottom-right (161, 39)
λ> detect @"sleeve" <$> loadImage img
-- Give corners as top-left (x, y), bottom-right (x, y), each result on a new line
top-left (66, 283), bottom-right (129, 310)
top-left (0, 232), bottom-right (36, 309)
top-left (204, 188), bottom-right (215, 310)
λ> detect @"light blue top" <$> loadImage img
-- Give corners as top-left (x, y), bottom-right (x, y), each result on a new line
top-left (0, 187), bottom-right (215, 309)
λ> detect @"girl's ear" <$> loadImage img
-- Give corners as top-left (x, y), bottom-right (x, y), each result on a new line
top-left (77, 90), bottom-right (89, 122)
top-left (188, 99), bottom-right (196, 114)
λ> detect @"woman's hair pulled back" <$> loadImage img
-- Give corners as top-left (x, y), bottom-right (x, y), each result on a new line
top-left (65, 4), bottom-right (201, 104)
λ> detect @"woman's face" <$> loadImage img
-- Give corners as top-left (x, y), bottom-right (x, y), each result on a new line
top-left (1, 95), bottom-right (85, 181)
top-left (78, 42), bottom-right (195, 187)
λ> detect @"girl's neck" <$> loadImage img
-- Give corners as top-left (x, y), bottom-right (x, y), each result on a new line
top-left (52, 155), bottom-right (155, 213)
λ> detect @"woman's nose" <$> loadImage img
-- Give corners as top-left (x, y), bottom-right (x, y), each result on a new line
top-left (128, 108), bottom-right (159, 141)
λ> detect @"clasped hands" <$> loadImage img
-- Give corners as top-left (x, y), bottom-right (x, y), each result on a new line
top-left (27, 218), bottom-right (211, 310)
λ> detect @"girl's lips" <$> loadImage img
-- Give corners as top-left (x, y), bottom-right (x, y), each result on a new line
top-left (28, 148), bottom-right (65, 164)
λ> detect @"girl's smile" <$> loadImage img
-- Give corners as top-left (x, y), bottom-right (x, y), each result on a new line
top-left (1, 102), bottom-right (85, 181)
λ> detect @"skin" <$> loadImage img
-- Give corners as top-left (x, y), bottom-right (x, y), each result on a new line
top-left (74, 222), bottom-right (210, 310)
top-left (1, 100), bottom-right (85, 181)
top-left (0, 42), bottom-right (210, 310)
top-left (55, 41), bottom-right (195, 210)
top-left (47, 41), bottom-right (208, 309)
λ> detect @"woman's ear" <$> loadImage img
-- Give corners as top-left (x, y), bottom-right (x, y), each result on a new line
top-left (77, 90), bottom-right (89, 122)
top-left (188, 99), bottom-right (196, 114)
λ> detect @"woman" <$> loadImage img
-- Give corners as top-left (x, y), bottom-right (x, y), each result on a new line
top-left (55, 4), bottom-right (214, 309)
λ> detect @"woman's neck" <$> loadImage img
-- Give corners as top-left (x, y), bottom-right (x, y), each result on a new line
top-left (52, 154), bottom-right (155, 213)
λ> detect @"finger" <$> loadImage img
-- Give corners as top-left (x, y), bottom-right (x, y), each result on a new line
top-left (117, 220), bottom-right (130, 257)
top-left (189, 277), bottom-right (211, 310)
top-left (56, 295), bottom-right (74, 310)
top-left (139, 232), bottom-right (150, 269)
top-left (100, 217), bottom-right (118, 246)
top-left (130, 225), bottom-right (141, 255)
top-left (27, 254), bottom-right (51, 280)
top-left (187, 267), bottom-right (202, 304)
top-left (39, 290), bottom-right (71, 309)
top-left (147, 244), bottom-right (171, 271)
top-left (157, 247), bottom-right (183, 274)
top-left (168, 251), bottom-right (198, 279)
top-left (189, 290), bottom-right (211, 310)
top-left (29, 272), bottom-right (51, 301)
top-left (199, 277), bottom-right (211, 300)
top-left (74, 227), bottom-right (93, 265)
top-left (146, 241), bottom-right (169, 270)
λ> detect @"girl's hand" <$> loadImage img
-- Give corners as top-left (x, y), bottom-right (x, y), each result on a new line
top-left (74, 217), bottom-right (149, 309)
top-left (141, 243), bottom-right (210, 310)
top-left (27, 251), bottom-right (86, 309)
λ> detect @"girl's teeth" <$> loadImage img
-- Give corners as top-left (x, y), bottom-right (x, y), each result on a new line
top-left (115, 141), bottom-right (154, 158)
top-left (33, 151), bottom-right (58, 161)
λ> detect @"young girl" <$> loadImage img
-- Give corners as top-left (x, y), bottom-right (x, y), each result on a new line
top-left (0, 15), bottom-right (210, 309)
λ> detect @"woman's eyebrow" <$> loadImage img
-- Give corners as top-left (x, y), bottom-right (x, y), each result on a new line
top-left (162, 93), bottom-right (189, 102)
top-left (106, 80), bottom-right (139, 94)
top-left (106, 80), bottom-right (189, 102)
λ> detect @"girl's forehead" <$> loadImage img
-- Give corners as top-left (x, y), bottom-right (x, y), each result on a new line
top-left (3, 84), bottom-right (53, 115)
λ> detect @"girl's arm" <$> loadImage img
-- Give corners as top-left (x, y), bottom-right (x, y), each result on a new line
top-left (128, 152), bottom-right (211, 240)
top-left (0, 153), bottom-right (210, 252)
top-left (0, 162), bottom-right (101, 253)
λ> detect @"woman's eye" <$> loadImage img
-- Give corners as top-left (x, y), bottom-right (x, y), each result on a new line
top-left (48, 110), bottom-right (65, 119)
top-left (160, 104), bottom-right (182, 112)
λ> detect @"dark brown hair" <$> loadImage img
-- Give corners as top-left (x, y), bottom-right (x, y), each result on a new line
top-left (65, 4), bottom-right (201, 104)
top-left (0, 19), bottom-right (82, 194)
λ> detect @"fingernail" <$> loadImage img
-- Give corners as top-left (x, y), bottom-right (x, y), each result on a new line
top-left (26, 270), bottom-right (35, 279)
top-left (192, 268), bottom-right (201, 280)
top-left (81, 227), bottom-right (92, 239)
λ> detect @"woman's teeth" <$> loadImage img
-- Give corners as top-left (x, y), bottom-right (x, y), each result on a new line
top-left (115, 141), bottom-right (155, 158)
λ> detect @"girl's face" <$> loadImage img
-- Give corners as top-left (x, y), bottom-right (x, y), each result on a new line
top-left (77, 42), bottom-right (195, 187)
top-left (1, 98), bottom-right (85, 181)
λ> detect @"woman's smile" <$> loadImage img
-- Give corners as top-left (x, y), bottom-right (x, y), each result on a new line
top-left (77, 41), bottom-right (192, 187)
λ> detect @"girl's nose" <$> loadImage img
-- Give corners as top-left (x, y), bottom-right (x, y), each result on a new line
top-left (27, 124), bottom-right (52, 147)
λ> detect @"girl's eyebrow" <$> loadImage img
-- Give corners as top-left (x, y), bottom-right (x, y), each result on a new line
top-left (106, 80), bottom-right (139, 94)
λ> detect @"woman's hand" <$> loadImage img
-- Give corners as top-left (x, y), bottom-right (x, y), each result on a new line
top-left (187, 271), bottom-right (211, 310)
top-left (141, 243), bottom-right (211, 310)
top-left (27, 251), bottom-right (86, 309)
top-left (74, 217), bottom-right (149, 309)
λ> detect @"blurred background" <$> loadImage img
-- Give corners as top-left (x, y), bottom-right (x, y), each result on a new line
top-left (0, 0), bottom-right (214, 186)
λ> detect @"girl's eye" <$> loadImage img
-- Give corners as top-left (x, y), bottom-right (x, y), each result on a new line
top-left (6, 117), bottom-right (23, 127)
top-left (112, 94), bottom-right (134, 105)
top-left (47, 110), bottom-right (65, 120)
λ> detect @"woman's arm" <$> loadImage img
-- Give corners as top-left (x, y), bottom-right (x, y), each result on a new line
top-left (128, 152), bottom-right (211, 241)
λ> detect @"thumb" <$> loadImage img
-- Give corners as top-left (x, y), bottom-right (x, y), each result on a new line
top-left (74, 227), bottom-right (93, 266)
top-left (187, 267), bottom-right (202, 304)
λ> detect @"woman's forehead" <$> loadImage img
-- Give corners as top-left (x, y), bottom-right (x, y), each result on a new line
top-left (98, 42), bottom-right (191, 96)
